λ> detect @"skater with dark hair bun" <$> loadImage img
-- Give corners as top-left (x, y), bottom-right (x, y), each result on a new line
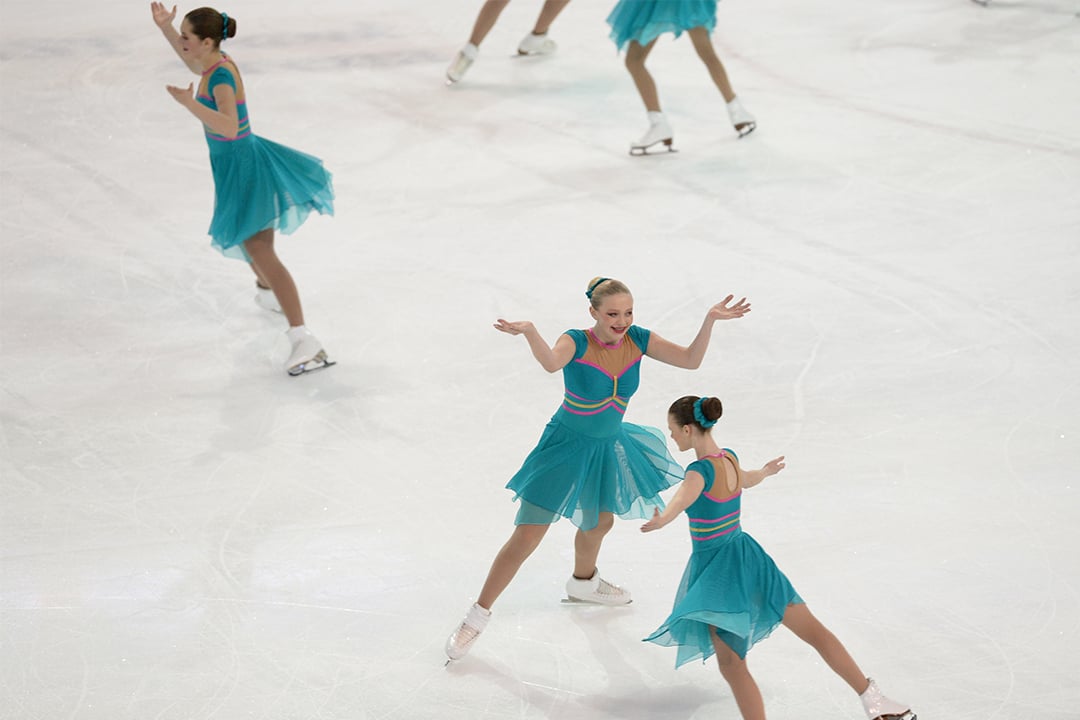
top-left (444, 279), bottom-right (751, 662)
top-left (642, 394), bottom-right (917, 720)
top-left (606, 0), bottom-right (756, 154)
top-left (446, 0), bottom-right (572, 83)
top-left (150, 3), bottom-right (334, 375)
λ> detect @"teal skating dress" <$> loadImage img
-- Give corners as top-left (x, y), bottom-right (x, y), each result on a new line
top-left (607, 0), bottom-right (719, 51)
top-left (506, 326), bottom-right (684, 532)
top-left (645, 451), bottom-right (803, 666)
top-left (197, 56), bottom-right (334, 260)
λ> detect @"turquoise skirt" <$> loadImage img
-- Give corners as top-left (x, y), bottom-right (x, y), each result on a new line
top-left (607, 0), bottom-right (719, 51)
top-left (507, 416), bottom-right (683, 531)
top-left (644, 531), bottom-right (803, 666)
top-left (206, 134), bottom-right (334, 260)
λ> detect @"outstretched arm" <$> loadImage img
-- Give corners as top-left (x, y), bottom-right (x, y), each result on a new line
top-left (494, 319), bottom-right (576, 373)
top-left (641, 472), bottom-right (706, 533)
top-left (151, 2), bottom-right (201, 74)
top-left (645, 294), bottom-right (751, 369)
top-left (741, 456), bottom-right (786, 489)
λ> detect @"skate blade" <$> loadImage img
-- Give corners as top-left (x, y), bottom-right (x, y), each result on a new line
top-left (287, 351), bottom-right (336, 377)
top-left (629, 139), bottom-right (676, 156)
top-left (561, 597), bottom-right (633, 605)
top-left (735, 122), bottom-right (757, 138)
top-left (873, 713), bottom-right (916, 720)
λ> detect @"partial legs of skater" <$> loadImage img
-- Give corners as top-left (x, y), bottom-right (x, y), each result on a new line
top-left (475, 510), bottom-right (615, 609)
top-left (625, 38), bottom-right (661, 112)
top-left (707, 604), bottom-right (867, 720)
top-left (572, 511), bottom-right (614, 580)
top-left (250, 263), bottom-right (271, 291)
top-left (781, 603), bottom-right (869, 694)
top-left (710, 632), bottom-right (767, 720)
top-left (467, 0), bottom-right (571, 46)
top-left (476, 523), bottom-right (551, 609)
top-left (687, 26), bottom-right (737, 102)
top-left (467, 0), bottom-right (510, 46)
top-left (244, 229), bottom-right (304, 328)
top-left (531, 0), bottom-right (570, 37)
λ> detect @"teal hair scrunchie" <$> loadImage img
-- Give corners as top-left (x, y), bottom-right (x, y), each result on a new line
top-left (221, 12), bottom-right (229, 41)
top-left (585, 277), bottom-right (610, 299)
top-left (693, 397), bottom-right (717, 429)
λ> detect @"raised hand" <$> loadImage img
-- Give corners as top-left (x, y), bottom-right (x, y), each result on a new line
top-left (707, 294), bottom-right (751, 321)
top-left (493, 319), bottom-right (536, 336)
top-left (151, 2), bottom-right (177, 28)
top-left (640, 507), bottom-right (665, 533)
top-left (761, 455), bottom-right (786, 477)
top-left (165, 83), bottom-right (194, 106)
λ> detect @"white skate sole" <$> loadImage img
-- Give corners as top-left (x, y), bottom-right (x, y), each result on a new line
top-left (735, 121), bottom-right (757, 138)
top-left (630, 139), bottom-right (676, 157)
top-left (287, 351), bottom-right (335, 377)
top-left (560, 596), bottom-right (634, 605)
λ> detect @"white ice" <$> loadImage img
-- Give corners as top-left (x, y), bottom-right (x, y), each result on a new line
top-left (2, 0), bottom-right (1079, 718)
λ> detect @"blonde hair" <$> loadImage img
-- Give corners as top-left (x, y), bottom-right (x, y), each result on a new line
top-left (585, 277), bottom-right (631, 309)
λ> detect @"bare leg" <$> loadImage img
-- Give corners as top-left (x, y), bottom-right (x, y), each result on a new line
top-left (572, 512), bottom-right (614, 578)
top-left (468, 0), bottom-right (511, 46)
top-left (476, 523), bottom-right (551, 609)
top-left (249, 263), bottom-right (271, 290)
top-left (532, 0), bottom-right (570, 35)
top-left (624, 39), bottom-right (661, 112)
top-left (782, 603), bottom-right (871, 694)
top-left (710, 631), bottom-right (766, 720)
top-left (244, 229), bottom-right (304, 327)
top-left (687, 26), bottom-right (737, 102)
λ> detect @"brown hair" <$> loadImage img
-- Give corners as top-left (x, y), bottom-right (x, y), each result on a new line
top-left (669, 395), bottom-right (723, 430)
top-left (585, 277), bottom-right (631, 309)
top-left (184, 7), bottom-right (237, 46)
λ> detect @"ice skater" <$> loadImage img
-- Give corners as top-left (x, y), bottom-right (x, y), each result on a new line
top-left (446, 0), bottom-right (572, 83)
top-left (445, 278), bottom-right (751, 661)
top-left (151, 3), bottom-right (334, 376)
top-left (640, 394), bottom-right (916, 720)
top-left (606, 0), bottom-right (756, 154)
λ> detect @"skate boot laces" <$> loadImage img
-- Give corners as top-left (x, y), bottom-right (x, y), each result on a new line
top-left (860, 678), bottom-right (916, 720)
top-left (446, 44), bottom-right (478, 84)
top-left (566, 570), bottom-right (632, 605)
top-left (446, 603), bottom-right (491, 660)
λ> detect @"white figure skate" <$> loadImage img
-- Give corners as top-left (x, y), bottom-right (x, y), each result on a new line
top-left (726, 97), bottom-right (757, 138)
top-left (517, 32), bottom-right (557, 56)
top-left (630, 112), bottom-right (675, 156)
top-left (445, 603), bottom-right (491, 662)
top-left (860, 678), bottom-right (917, 720)
top-left (285, 326), bottom-right (334, 376)
top-left (254, 284), bottom-right (282, 313)
top-left (563, 569), bottom-right (632, 605)
top-left (446, 43), bottom-right (478, 84)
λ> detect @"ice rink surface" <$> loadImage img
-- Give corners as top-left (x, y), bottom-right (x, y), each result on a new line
top-left (2, 0), bottom-right (1079, 718)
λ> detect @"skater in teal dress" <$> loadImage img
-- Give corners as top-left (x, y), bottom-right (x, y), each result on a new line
top-left (642, 395), bottom-right (916, 720)
top-left (445, 278), bottom-right (752, 661)
top-left (606, 0), bottom-right (756, 154)
top-left (151, 4), bottom-right (334, 375)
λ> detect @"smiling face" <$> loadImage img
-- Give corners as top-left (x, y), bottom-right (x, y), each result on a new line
top-left (589, 292), bottom-right (633, 344)
top-left (667, 414), bottom-right (693, 452)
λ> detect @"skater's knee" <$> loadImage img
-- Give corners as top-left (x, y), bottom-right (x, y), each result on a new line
top-left (595, 512), bottom-right (615, 534)
top-left (508, 524), bottom-right (548, 553)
